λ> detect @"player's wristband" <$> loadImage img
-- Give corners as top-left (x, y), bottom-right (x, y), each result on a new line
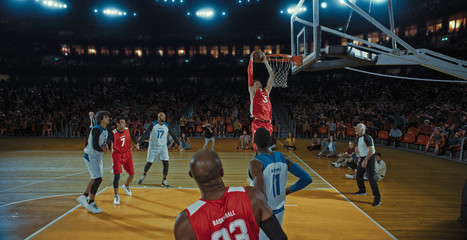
top-left (289, 163), bottom-right (312, 192)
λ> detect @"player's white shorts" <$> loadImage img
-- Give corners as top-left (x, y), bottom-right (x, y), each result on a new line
top-left (147, 146), bottom-right (169, 163)
top-left (83, 153), bottom-right (103, 179)
top-left (258, 208), bottom-right (284, 240)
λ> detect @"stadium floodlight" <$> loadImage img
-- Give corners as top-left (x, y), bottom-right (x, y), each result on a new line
top-left (102, 8), bottom-right (128, 17)
top-left (287, 6), bottom-right (306, 14)
top-left (321, 2), bottom-right (327, 8)
top-left (222, 11), bottom-right (226, 16)
top-left (187, 12), bottom-right (190, 15)
top-left (94, 9), bottom-right (98, 13)
top-left (36, 0), bottom-right (68, 9)
top-left (133, 12), bottom-right (137, 16)
top-left (196, 8), bottom-right (214, 19)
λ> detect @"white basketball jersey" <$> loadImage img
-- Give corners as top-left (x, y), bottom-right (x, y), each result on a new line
top-left (249, 152), bottom-right (288, 211)
top-left (148, 121), bottom-right (169, 148)
top-left (84, 125), bottom-right (108, 156)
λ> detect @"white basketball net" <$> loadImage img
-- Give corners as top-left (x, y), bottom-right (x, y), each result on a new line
top-left (265, 56), bottom-right (292, 88)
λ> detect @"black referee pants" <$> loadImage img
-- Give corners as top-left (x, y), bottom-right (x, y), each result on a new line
top-left (357, 155), bottom-right (381, 202)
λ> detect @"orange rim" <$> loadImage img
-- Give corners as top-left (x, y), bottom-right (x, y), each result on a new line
top-left (265, 54), bottom-right (302, 66)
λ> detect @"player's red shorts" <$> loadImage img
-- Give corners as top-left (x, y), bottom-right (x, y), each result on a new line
top-left (112, 151), bottom-right (134, 175)
top-left (251, 119), bottom-right (273, 150)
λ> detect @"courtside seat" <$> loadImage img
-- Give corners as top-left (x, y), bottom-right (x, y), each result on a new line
top-left (346, 128), bottom-right (356, 140)
top-left (415, 135), bottom-right (430, 151)
top-left (401, 133), bottom-right (416, 148)
top-left (377, 130), bottom-right (389, 144)
top-left (226, 125), bottom-right (233, 134)
top-left (318, 125), bottom-right (327, 138)
top-left (196, 125), bottom-right (203, 136)
top-left (406, 127), bottom-right (419, 136)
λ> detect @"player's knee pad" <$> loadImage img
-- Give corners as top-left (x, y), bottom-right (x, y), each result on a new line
top-left (113, 174), bottom-right (120, 188)
top-left (90, 177), bottom-right (102, 194)
top-left (162, 160), bottom-right (169, 175)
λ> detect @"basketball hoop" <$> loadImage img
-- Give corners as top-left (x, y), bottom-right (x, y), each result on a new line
top-left (264, 54), bottom-right (302, 88)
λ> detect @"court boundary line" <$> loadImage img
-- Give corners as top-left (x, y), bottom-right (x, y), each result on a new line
top-left (288, 151), bottom-right (397, 240)
top-left (0, 193), bottom-right (81, 208)
top-left (0, 171), bottom-right (88, 193)
top-left (24, 186), bottom-right (110, 240)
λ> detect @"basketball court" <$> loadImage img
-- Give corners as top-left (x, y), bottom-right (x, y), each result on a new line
top-left (1, 138), bottom-right (466, 239)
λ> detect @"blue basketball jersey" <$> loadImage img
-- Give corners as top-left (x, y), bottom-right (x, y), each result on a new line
top-left (250, 151), bottom-right (288, 211)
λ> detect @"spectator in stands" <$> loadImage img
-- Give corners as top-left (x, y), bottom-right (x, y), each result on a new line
top-left (218, 119), bottom-right (225, 138)
top-left (180, 116), bottom-right (187, 134)
top-left (179, 132), bottom-right (191, 150)
top-left (327, 119), bottom-right (337, 139)
top-left (425, 127), bottom-right (444, 154)
top-left (336, 121), bottom-right (346, 140)
top-left (316, 135), bottom-right (337, 158)
top-left (284, 132), bottom-right (296, 151)
top-left (233, 119), bottom-right (242, 137)
top-left (236, 130), bottom-right (252, 150)
top-left (387, 125), bottom-right (403, 148)
top-left (311, 119), bottom-right (320, 135)
top-left (307, 134), bottom-right (321, 151)
top-left (302, 121), bottom-right (311, 138)
top-left (440, 131), bottom-right (462, 157)
top-left (187, 117), bottom-right (195, 137)
top-left (70, 115), bottom-right (79, 137)
top-left (419, 119), bottom-right (434, 136)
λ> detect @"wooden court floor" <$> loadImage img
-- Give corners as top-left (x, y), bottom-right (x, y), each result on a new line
top-left (0, 137), bottom-right (466, 240)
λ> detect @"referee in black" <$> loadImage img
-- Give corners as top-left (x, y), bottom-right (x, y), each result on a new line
top-left (354, 123), bottom-right (381, 207)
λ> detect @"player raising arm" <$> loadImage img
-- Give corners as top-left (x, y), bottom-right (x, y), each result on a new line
top-left (248, 50), bottom-right (275, 150)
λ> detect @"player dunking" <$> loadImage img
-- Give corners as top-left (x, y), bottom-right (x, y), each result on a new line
top-left (248, 50), bottom-right (275, 151)
top-left (107, 117), bottom-right (139, 205)
top-left (137, 112), bottom-right (184, 187)
top-left (76, 110), bottom-right (110, 214)
top-left (174, 149), bottom-right (288, 240)
top-left (249, 127), bottom-right (312, 240)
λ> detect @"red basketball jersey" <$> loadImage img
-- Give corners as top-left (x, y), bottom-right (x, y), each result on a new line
top-left (185, 187), bottom-right (260, 240)
top-left (112, 128), bottom-right (131, 154)
top-left (250, 89), bottom-right (272, 121)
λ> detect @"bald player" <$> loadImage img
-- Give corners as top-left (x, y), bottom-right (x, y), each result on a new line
top-left (174, 149), bottom-right (288, 240)
top-left (137, 112), bottom-right (184, 188)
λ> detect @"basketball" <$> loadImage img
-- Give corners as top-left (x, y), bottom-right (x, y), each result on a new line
top-left (252, 50), bottom-right (265, 63)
